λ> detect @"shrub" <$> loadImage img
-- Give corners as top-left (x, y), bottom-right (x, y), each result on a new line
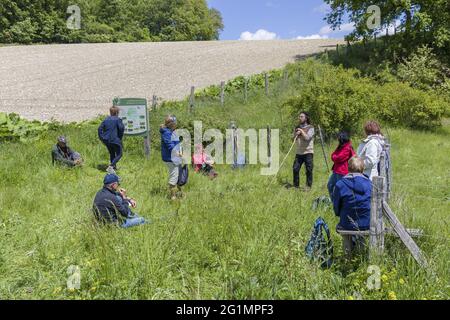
top-left (377, 82), bottom-right (447, 129)
top-left (282, 60), bottom-right (448, 134)
top-left (282, 62), bottom-right (378, 136)
top-left (397, 46), bottom-right (447, 91)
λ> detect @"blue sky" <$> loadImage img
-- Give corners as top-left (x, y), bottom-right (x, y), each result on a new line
top-left (207, 0), bottom-right (354, 40)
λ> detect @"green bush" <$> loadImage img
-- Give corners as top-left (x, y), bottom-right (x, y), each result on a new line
top-left (282, 60), bottom-right (449, 134)
top-left (282, 62), bottom-right (378, 135)
top-left (397, 46), bottom-right (447, 91)
top-left (377, 82), bottom-right (447, 129)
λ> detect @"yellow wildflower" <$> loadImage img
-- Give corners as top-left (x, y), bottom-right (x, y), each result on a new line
top-left (388, 291), bottom-right (397, 300)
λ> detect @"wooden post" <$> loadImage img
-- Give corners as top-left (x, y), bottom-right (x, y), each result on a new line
top-left (144, 101), bottom-right (151, 159)
top-left (386, 144), bottom-right (392, 202)
top-left (189, 86), bottom-right (195, 113)
top-left (370, 176), bottom-right (385, 261)
top-left (144, 135), bottom-right (150, 159)
top-left (383, 201), bottom-right (428, 268)
top-left (346, 40), bottom-right (351, 55)
top-left (336, 44), bottom-right (339, 56)
top-left (283, 70), bottom-right (289, 90)
top-left (342, 235), bottom-right (354, 258)
top-left (244, 77), bottom-right (248, 103)
top-left (220, 81), bottom-right (225, 107)
top-left (152, 95), bottom-right (157, 110)
top-left (264, 73), bottom-right (269, 96)
top-left (379, 151), bottom-right (387, 203)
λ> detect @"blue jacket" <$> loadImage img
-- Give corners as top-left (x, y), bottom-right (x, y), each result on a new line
top-left (92, 187), bottom-right (132, 223)
top-left (160, 127), bottom-right (181, 163)
top-left (98, 116), bottom-right (125, 145)
top-left (332, 173), bottom-right (372, 231)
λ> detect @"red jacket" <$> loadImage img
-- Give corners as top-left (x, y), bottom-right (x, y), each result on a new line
top-left (331, 141), bottom-right (356, 175)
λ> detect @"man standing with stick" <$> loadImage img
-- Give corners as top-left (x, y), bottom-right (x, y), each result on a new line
top-left (293, 112), bottom-right (315, 191)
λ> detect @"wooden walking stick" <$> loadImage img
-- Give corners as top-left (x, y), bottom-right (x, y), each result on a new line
top-left (318, 125), bottom-right (330, 172)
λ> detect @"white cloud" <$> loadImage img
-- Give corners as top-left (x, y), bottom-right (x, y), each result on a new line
top-left (313, 3), bottom-right (330, 14)
top-left (296, 34), bottom-right (329, 40)
top-left (239, 29), bottom-right (278, 41)
top-left (319, 23), bottom-right (355, 35)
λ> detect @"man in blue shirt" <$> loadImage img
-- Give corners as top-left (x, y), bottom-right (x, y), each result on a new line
top-left (92, 174), bottom-right (146, 228)
top-left (98, 106), bottom-right (125, 173)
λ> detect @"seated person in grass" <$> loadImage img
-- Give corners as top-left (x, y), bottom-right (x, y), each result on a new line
top-left (333, 156), bottom-right (372, 231)
top-left (192, 144), bottom-right (218, 179)
top-left (51, 136), bottom-right (83, 167)
top-left (92, 174), bottom-right (146, 229)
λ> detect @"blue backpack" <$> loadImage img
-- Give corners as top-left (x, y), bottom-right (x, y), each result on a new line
top-left (177, 164), bottom-right (189, 187)
top-left (305, 217), bottom-right (334, 269)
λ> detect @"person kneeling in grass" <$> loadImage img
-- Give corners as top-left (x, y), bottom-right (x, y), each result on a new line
top-left (93, 174), bottom-right (146, 228)
top-left (192, 144), bottom-right (218, 179)
top-left (333, 157), bottom-right (371, 231)
top-left (52, 135), bottom-right (83, 167)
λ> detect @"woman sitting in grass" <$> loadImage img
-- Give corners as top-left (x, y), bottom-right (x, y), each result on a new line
top-left (192, 144), bottom-right (218, 179)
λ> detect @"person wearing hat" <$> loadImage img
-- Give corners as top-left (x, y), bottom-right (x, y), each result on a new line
top-left (98, 106), bottom-right (125, 173)
top-left (51, 136), bottom-right (83, 167)
top-left (160, 115), bottom-right (183, 200)
top-left (92, 174), bottom-right (146, 228)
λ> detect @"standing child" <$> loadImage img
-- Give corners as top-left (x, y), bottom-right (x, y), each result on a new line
top-left (98, 106), bottom-right (125, 173)
top-left (160, 115), bottom-right (182, 200)
top-left (327, 131), bottom-right (356, 200)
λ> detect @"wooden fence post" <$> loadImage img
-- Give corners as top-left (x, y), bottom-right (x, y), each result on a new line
top-left (383, 201), bottom-right (428, 268)
top-left (220, 81), bottom-right (225, 107)
top-left (264, 73), bottom-right (269, 96)
top-left (152, 95), bottom-right (157, 110)
top-left (370, 176), bottom-right (385, 261)
top-left (380, 151), bottom-right (387, 203)
top-left (336, 44), bottom-right (339, 56)
top-left (189, 86), bottom-right (195, 113)
top-left (386, 144), bottom-right (392, 202)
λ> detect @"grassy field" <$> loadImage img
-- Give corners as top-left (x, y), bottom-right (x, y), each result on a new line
top-left (0, 62), bottom-right (449, 300)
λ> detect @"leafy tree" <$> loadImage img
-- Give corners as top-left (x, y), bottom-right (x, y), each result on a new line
top-left (323, 0), bottom-right (450, 58)
top-left (0, 0), bottom-right (223, 44)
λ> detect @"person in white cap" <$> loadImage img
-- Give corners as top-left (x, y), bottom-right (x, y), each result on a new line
top-left (51, 135), bottom-right (83, 167)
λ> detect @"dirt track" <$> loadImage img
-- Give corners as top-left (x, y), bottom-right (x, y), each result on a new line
top-left (0, 39), bottom-right (342, 122)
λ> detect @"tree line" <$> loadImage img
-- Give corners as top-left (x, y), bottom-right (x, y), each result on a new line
top-left (324, 0), bottom-right (450, 63)
top-left (0, 0), bottom-right (224, 44)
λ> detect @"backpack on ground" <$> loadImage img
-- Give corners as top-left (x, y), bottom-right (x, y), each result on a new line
top-left (177, 164), bottom-right (189, 187)
top-left (305, 217), bottom-right (334, 269)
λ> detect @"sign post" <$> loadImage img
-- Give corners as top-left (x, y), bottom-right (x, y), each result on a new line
top-left (113, 97), bottom-right (150, 159)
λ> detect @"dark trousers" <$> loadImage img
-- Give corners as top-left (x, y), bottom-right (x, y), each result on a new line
top-left (293, 153), bottom-right (314, 188)
top-left (105, 143), bottom-right (122, 168)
